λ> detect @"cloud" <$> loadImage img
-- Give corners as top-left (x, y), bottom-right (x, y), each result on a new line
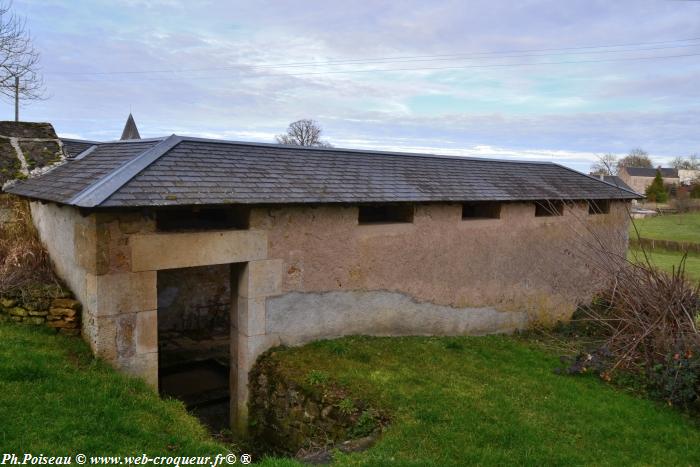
top-left (10, 0), bottom-right (700, 173)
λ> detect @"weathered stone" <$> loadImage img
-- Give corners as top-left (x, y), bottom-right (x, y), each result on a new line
top-left (85, 271), bottom-right (156, 317)
top-left (46, 315), bottom-right (61, 321)
top-left (321, 405), bottom-right (333, 419)
top-left (51, 298), bottom-right (81, 310)
top-left (49, 308), bottom-right (77, 318)
top-left (131, 230), bottom-right (267, 272)
top-left (304, 401), bottom-right (320, 419)
top-left (10, 316), bottom-right (22, 322)
top-left (25, 317), bottom-right (45, 325)
top-left (28, 310), bottom-right (48, 317)
top-left (0, 297), bottom-right (17, 308)
top-left (9, 307), bottom-right (28, 317)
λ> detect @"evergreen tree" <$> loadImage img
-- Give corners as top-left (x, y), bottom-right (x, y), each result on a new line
top-left (645, 170), bottom-right (668, 203)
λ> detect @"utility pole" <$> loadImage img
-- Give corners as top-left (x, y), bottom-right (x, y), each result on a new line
top-left (14, 75), bottom-right (19, 122)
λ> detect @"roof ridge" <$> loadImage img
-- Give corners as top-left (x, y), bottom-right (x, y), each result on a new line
top-left (69, 135), bottom-right (182, 207)
top-left (171, 135), bottom-right (558, 166)
top-left (59, 137), bottom-right (101, 144)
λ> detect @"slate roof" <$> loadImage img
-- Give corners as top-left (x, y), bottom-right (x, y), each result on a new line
top-left (601, 175), bottom-right (637, 194)
top-left (5, 135), bottom-right (641, 208)
top-left (623, 167), bottom-right (678, 178)
top-left (61, 138), bottom-right (99, 158)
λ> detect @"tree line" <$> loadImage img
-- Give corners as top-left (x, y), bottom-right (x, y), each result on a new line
top-left (591, 149), bottom-right (700, 176)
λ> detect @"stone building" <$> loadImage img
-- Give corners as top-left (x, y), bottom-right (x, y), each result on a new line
top-left (5, 129), bottom-right (639, 431)
top-left (618, 166), bottom-right (679, 195)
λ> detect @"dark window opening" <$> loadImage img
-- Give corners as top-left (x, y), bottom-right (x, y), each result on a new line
top-left (588, 199), bottom-right (611, 215)
top-left (535, 200), bottom-right (564, 217)
top-left (158, 264), bottom-right (237, 431)
top-left (358, 204), bottom-right (414, 224)
top-left (156, 206), bottom-right (249, 232)
top-left (462, 202), bottom-right (501, 220)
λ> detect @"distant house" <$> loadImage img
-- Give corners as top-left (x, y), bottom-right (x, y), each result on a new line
top-left (618, 166), bottom-right (679, 195)
top-left (678, 169), bottom-right (700, 186)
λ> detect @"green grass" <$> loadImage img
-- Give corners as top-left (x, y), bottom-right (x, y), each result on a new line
top-left (267, 335), bottom-right (700, 466)
top-left (6, 322), bottom-right (700, 465)
top-left (0, 321), bottom-right (228, 455)
top-left (631, 211), bottom-right (700, 243)
top-left (628, 248), bottom-right (700, 283)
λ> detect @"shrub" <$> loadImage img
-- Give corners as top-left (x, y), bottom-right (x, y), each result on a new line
top-left (349, 409), bottom-right (380, 438)
top-left (648, 348), bottom-right (700, 408)
top-left (691, 183), bottom-right (700, 199)
top-left (566, 255), bottom-right (700, 407)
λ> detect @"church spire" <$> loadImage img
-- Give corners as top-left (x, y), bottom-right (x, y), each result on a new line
top-left (120, 113), bottom-right (141, 140)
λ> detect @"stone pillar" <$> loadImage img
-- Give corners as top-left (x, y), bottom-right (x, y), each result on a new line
top-left (230, 259), bottom-right (282, 434)
top-left (84, 271), bottom-right (159, 387)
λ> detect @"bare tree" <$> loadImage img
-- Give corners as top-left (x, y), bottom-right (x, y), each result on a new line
top-left (617, 148), bottom-right (653, 170)
top-left (275, 119), bottom-right (332, 147)
top-left (670, 155), bottom-right (700, 170)
top-left (0, 1), bottom-right (44, 121)
top-left (590, 153), bottom-right (618, 176)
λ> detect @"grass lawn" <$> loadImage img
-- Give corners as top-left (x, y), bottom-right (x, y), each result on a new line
top-left (0, 321), bottom-right (229, 455)
top-left (631, 211), bottom-right (700, 243)
top-left (5, 322), bottom-right (700, 465)
top-left (628, 248), bottom-right (700, 283)
top-left (266, 335), bottom-right (700, 466)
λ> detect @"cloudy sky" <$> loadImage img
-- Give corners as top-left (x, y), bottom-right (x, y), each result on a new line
top-left (10, 0), bottom-right (700, 172)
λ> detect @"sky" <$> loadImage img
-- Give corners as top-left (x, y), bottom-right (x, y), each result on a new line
top-left (9, 0), bottom-right (700, 172)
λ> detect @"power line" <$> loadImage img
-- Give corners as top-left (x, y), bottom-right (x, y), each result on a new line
top-left (51, 51), bottom-right (700, 83)
top-left (45, 36), bottom-right (700, 76)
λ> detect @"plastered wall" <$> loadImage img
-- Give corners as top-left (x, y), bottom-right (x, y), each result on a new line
top-left (30, 199), bottom-right (629, 431)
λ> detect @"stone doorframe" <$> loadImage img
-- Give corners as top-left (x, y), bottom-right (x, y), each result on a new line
top-left (125, 229), bottom-right (282, 433)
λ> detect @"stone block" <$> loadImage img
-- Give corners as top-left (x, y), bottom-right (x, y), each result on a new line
top-left (85, 271), bottom-right (156, 317)
top-left (237, 297), bottom-right (266, 336)
top-left (0, 297), bottom-right (17, 308)
top-left (49, 308), bottom-right (77, 318)
top-left (135, 309), bottom-right (157, 354)
top-left (130, 230), bottom-right (267, 272)
top-left (239, 259), bottom-right (283, 299)
top-left (9, 307), bottom-right (27, 317)
top-left (25, 317), bottom-right (45, 325)
top-left (118, 352), bottom-right (158, 388)
top-left (51, 298), bottom-right (81, 310)
top-left (28, 310), bottom-right (48, 317)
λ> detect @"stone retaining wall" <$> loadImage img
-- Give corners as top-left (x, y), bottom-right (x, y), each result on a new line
top-left (0, 288), bottom-right (82, 336)
top-left (248, 349), bottom-right (385, 456)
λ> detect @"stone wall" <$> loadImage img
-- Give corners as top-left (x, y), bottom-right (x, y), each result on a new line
top-left (0, 122), bottom-right (65, 187)
top-left (0, 292), bottom-right (81, 335)
top-left (248, 349), bottom-right (385, 456)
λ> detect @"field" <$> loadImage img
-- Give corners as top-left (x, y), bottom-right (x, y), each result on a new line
top-left (629, 212), bottom-right (700, 283)
top-left (631, 211), bottom-right (700, 243)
